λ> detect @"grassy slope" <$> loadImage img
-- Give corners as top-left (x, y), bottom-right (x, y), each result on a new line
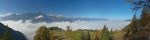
top-left (57, 31), bottom-right (81, 40)
top-left (55, 30), bottom-right (124, 40)
top-left (57, 31), bottom-right (95, 40)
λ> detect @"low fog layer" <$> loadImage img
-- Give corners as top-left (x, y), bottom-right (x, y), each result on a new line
top-left (0, 20), bottom-right (130, 40)
top-left (0, 13), bottom-right (130, 40)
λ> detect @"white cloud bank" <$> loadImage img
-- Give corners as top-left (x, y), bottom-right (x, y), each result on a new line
top-left (0, 20), bottom-right (130, 40)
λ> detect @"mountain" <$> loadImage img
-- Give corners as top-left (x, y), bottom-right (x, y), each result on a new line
top-left (0, 13), bottom-right (50, 23)
top-left (0, 23), bottom-right (27, 40)
top-left (0, 13), bottom-right (108, 23)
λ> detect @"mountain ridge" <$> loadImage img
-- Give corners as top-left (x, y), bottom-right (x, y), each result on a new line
top-left (0, 13), bottom-right (109, 23)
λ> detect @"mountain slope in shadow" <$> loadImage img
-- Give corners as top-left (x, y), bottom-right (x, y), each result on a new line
top-left (0, 23), bottom-right (27, 40)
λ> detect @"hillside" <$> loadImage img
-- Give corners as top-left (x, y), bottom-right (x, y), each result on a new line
top-left (123, 9), bottom-right (150, 40)
top-left (0, 23), bottom-right (27, 40)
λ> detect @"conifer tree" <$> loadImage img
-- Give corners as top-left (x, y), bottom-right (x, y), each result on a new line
top-left (87, 31), bottom-right (91, 40)
top-left (94, 31), bottom-right (100, 40)
top-left (94, 35), bottom-right (99, 40)
top-left (125, 14), bottom-right (138, 35)
top-left (79, 31), bottom-right (92, 40)
top-left (100, 25), bottom-right (111, 40)
top-left (66, 26), bottom-right (72, 31)
top-left (109, 28), bottom-right (113, 40)
top-left (127, 0), bottom-right (150, 27)
top-left (80, 31), bottom-right (86, 40)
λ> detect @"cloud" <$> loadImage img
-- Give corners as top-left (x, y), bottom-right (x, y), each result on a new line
top-left (0, 20), bottom-right (130, 40)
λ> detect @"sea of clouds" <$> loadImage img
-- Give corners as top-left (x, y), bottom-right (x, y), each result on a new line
top-left (0, 20), bottom-right (130, 40)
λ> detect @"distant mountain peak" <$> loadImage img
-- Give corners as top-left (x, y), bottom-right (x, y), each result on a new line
top-left (35, 15), bottom-right (45, 19)
top-left (0, 13), bottom-right (109, 23)
top-left (7, 13), bottom-right (16, 16)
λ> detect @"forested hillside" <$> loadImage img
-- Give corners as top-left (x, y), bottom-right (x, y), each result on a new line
top-left (123, 0), bottom-right (150, 40)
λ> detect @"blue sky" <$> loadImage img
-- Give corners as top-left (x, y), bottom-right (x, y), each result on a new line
top-left (0, 0), bottom-right (141, 20)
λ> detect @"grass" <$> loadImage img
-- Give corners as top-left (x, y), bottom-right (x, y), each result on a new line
top-left (56, 31), bottom-right (96, 40)
top-left (57, 31), bottom-right (81, 40)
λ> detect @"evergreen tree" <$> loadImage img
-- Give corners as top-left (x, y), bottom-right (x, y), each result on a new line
top-left (127, 0), bottom-right (150, 27)
top-left (100, 25), bottom-right (111, 40)
top-left (94, 35), bottom-right (99, 40)
top-left (127, 14), bottom-right (138, 35)
top-left (80, 31), bottom-right (86, 40)
top-left (140, 12), bottom-right (150, 27)
top-left (122, 14), bottom-right (139, 37)
top-left (34, 26), bottom-right (50, 40)
top-left (79, 31), bottom-right (92, 40)
top-left (125, 0), bottom-right (150, 40)
top-left (66, 26), bottom-right (72, 31)
top-left (94, 31), bottom-right (100, 40)
top-left (87, 31), bottom-right (91, 40)
top-left (109, 28), bottom-right (113, 40)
